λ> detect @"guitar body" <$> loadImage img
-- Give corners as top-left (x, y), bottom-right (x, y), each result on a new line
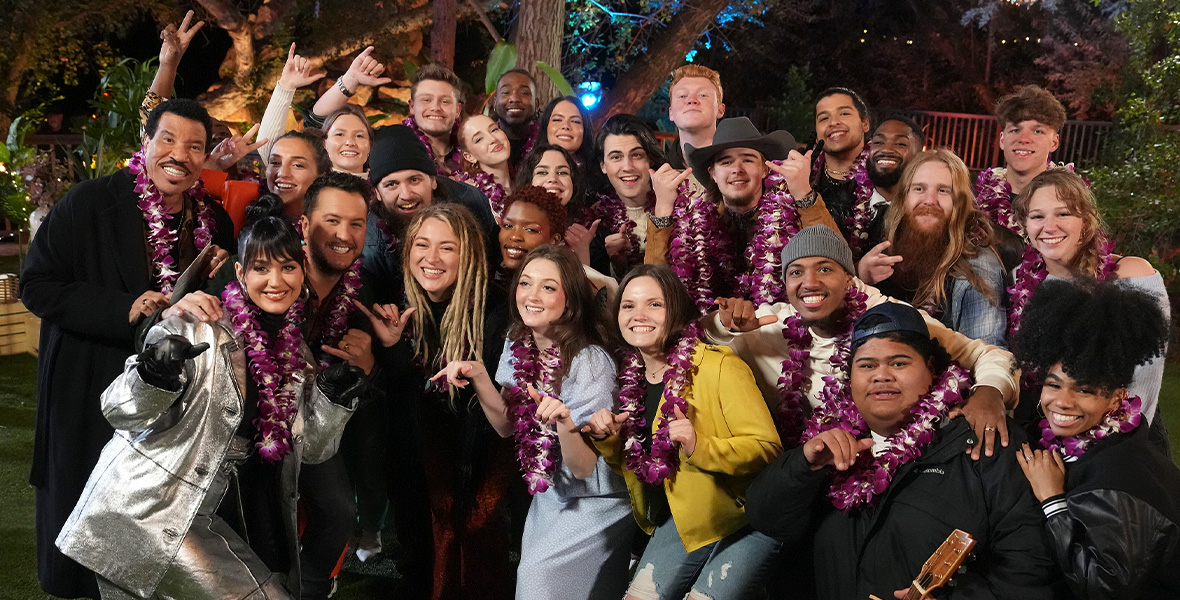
top-left (903, 529), bottom-right (976, 600)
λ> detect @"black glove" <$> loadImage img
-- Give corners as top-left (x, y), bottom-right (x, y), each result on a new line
top-left (317, 361), bottom-right (369, 406)
top-left (136, 335), bottom-right (209, 391)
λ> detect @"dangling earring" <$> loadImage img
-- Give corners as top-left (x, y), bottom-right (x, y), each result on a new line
top-left (1036, 400), bottom-right (1047, 419)
top-left (298, 284), bottom-right (311, 302)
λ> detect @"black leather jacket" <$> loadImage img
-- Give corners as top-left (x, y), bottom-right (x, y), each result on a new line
top-left (1042, 425), bottom-right (1180, 599)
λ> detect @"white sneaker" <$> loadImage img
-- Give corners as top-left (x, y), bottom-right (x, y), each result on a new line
top-left (355, 530), bottom-right (382, 562)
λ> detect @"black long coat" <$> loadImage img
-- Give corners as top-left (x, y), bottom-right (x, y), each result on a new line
top-left (20, 168), bottom-right (234, 598)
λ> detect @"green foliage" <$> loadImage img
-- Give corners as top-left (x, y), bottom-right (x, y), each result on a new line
top-left (535, 61), bottom-right (574, 97)
top-left (762, 65), bottom-right (816, 142)
top-left (1086, 0), bottom-right (1180, 294)
top-left (71, 57), bottom-right (157, 180)
top-left (485, 41), bottom-right (519, 95)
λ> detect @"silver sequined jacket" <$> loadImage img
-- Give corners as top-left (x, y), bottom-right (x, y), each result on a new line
top-left (55, 313), bottom-right (356, 598)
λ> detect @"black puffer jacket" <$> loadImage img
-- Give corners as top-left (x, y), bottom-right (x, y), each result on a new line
top-left (747, 417), bottom-right (1060, 600)
top-left (1042, 425), bottom-right (1180, 599)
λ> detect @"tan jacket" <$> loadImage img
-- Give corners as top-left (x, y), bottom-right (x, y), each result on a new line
top-left (56, 313), bottom-right (355, 598)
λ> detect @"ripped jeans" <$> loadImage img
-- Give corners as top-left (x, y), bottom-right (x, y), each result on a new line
top-left (627, 516), bottom-right (781, 600)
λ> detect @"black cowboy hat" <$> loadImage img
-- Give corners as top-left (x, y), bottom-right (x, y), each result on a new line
top-left (685, 117), bottom-right (796, 178)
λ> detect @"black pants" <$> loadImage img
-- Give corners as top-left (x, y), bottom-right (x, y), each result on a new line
top-left (298, 451), bottom-right (356, 599)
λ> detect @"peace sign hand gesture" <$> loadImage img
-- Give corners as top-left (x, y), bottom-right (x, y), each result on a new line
top-left (159, 10), bottom-right (205, 68)
top-left (205, 123), bottom-right (270, 172)
top-left (353, 300), bottom-right (415, 348)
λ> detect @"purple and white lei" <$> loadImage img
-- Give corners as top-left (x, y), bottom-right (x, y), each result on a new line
top-left (594, 189), bottom-right (649, 272)
top-left (1040, 394), bottom-right (1141, 458)
top-left (314, 259), bottom-right (362, 370)
top-left (129, 149), bottom-right (216, 294)
top-left (616, 322), bottom-right (701, 485)
top-left (505, 334), bottom-right (562, 494)
top-left (802, 361), bottom-right (971, 511)
top-left (403, 115), bottom-right (463, 176)
top-left (736, 167), bottom-right (803, 305)
top-left (812, 145), bottom-right (874, 257)
top-left (222, 280), bottom-right (309, 463)
top-left (667, 183), bottom-right (734, 313)
top-left (456, 170), bottom-right (508, 220)
top-left (973, 160), bottom-right (1075, 236)
top-left (775, 285), bottom-right (870, 443)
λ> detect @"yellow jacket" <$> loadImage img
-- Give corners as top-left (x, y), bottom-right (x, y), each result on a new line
top-left (595, 342), bottom-right (782, 552)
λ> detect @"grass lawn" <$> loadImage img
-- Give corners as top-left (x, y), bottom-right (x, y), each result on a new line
top-left (2, 350), bottom-right (1179, 598)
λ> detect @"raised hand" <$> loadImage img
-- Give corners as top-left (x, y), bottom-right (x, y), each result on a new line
top-left (604, 232), bottom-right (630, 259)
top-left (667, 405), bottom-right (697, 457)
top-left (565, 219), bottom-right (600, 266)
top-left (162, 290), bottom-right (223, 323)
top-left (342, 46), bottom-right (393, 89)
top-left (582, 408), bottom-right (630, 440)
top-left (278, 43), bottom-right (325, 90)
top-left (857, 241), bottom-right (903, 285)
top-left (137, 334), bottom-right (209, 391)
top-left (714, 297), bottom-right (778, 333)
top-left (205, 124), bottom-right (270, 172)
top-left (803, 428), bottom-right (873, 471)
top-left (527, 384), bottom-right (573, 428)
top-left (159, 10), bottom-right (205, 68)
top-left (353, 300), bottom-right (415, 348)
top-left (1015, 442), bottom-right (1066, 502)
top-left (650, 164), bottom-right (693, 217)
top-left (321, 328), bottom-right (374, 374)
top-left (430, 360), bottom-right (488, 390)
top-left (766, 149), bottom-right (813, 199)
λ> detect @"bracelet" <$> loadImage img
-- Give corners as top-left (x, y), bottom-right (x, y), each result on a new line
top-left (649, 214), bottom-right (673, 229)
top-left (795, 190), bottom-right (818, 209)
top-left (336, 78), bottom-right (356, 98)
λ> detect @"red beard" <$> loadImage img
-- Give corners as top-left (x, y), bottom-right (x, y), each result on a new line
top-left (891, 208), bottom-right (949, 292)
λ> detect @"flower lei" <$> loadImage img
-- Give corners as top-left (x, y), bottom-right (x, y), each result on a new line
top-left (222, 280), bottom-right (309, 463)
top-left (314, 259), bottom-right (362, 370)
top-left (615, 323), bottom-right (702, 485)
top-left (504, 334), bottom-right (562, 494)
top-left (667, 184), bottom-right (734, 312)
top-left (1006, 237), bottom-right (1118, 343)
top-left (736, 166), bottom-right (803, 305)
top-left (802, 361), bottom-right (972, 511)
top-left (973, 160), bottom-right (1075, 236)
top-left (811, 145), bottom-right (874, 256)
top-left (128, 149), bottom-right (216, 294)
top-left (1039, 394), bottom-right (1142, 458)
top-left (773, 285), bottom-right (870, 443)
top-left (501, 119), bottom-right (541, 160)
top-left (456, 170), bottom-right (508, 220)
top-left (403, 115), bottom-right (463, 176)
top-left (594, 190), bottom-right (649, 271)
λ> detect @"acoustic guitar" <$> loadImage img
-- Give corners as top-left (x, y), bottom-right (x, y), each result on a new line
top-left (870, 529), bottom-right (976, 600)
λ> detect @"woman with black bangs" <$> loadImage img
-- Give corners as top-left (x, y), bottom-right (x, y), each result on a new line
top-left (538, 96), bottom-right (597, 171)
top-left (1016, 280), bottom-right (1180, 599)
top-left (516, 143), bottom-right (611, 276)
top-left (55, 198), bottom-right (376, 599)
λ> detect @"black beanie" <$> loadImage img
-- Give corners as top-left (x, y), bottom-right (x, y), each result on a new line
top-left (368, 124), bottom-right (437, 186)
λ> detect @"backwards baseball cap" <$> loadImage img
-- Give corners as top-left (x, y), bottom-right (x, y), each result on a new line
top-left (780, 225), bottom-right (855, 277)
top-left (851, 302), bottom-right (930, 348)
top-left (369, 124), bottom-right (437, 187)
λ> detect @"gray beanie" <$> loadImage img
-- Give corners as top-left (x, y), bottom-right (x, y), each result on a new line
top-left (780, 225), bottom-right (855, 276)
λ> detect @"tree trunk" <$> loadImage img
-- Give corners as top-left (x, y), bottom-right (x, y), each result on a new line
top-left (431, 0), bottom-right (457, 68)
top-left (598, 0), bottom-right (730, 120)
top-left (511, 0), bottom-right (564, 104)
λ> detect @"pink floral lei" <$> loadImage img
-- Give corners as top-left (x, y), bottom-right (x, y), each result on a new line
top-left (616, 322), bottom-right (702, 485)
top-left (505, 333), bottom-right (562, 494)
top-left (1007, 237), bottom-right (1118, 345)
top-left (802, 361), bottom-right (971, 511)
top-left (314, 259), bottom-right (362, 370)
top-left (1039, 394), bottom-right (1142, 459)
top-left (403, 115), bottom-right (463, 176)
top-left (811, 145), bottom-right (874, 257)
top-left (774, 285), bottom-right (870, 443)
top-left (594, 189), bottom-right (651, 272)
top-left (222, 280), bottom-right (309, 463)
top-left (495, 119), bottom-right (541, 160)
top-left (737, 166), bottom-right (803, 305)
top-left (667, 183), bottom-right (734, 312)
top-left (973, 160), bottom-right (1074, 236)
top-left (129, 149), bottom-right (216, 294)
top-left (456, 170), bottom-right (507, 220)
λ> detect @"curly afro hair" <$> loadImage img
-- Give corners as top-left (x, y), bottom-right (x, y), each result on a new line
top-left (1013, 279), bottom-right (1168, 392)
top-left (502, 184), bottom-right (568, 233)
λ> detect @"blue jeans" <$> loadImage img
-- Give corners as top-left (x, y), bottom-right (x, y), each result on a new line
top-left (628, 516), bottom-right (781, 600)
